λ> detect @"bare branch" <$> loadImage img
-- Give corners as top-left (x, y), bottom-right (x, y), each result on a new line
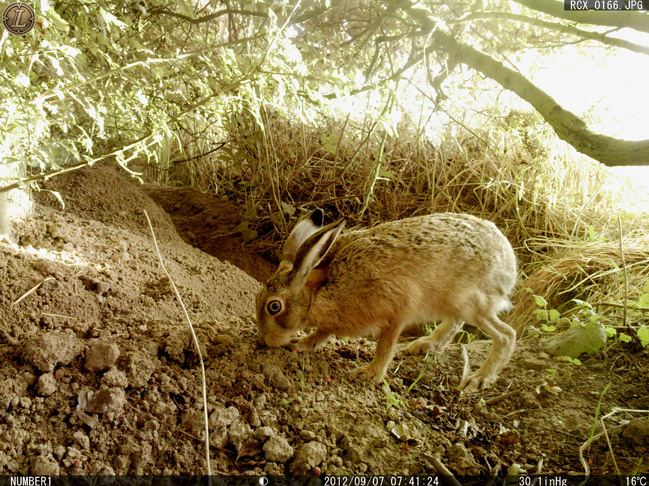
top-left (148, 7), bottom-right (268, 25)
top-left (512, 0), bottom-right (649, 34)
top-left (457, 11), bottom-right (649, 55)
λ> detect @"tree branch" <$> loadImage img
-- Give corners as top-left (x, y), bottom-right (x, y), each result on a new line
top-left (148, 7), bottom-right (268, 25)
top-left (512, 0), bottom-right (649, 34)
top-left (396, 0), bottom-right (649, 166)
top-left (457, 11), bottom-right (649, 55)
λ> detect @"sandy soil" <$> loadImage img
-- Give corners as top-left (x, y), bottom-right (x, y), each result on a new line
top-left (0, 164), bottom-right (647, 477)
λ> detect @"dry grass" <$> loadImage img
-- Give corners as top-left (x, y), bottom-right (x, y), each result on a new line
top-left (511, 232), bottom-right (649, 330)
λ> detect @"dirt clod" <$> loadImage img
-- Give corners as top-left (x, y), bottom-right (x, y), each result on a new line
top-left (215, 334), bottom-right (235, 347)
top-left (228, 420), bottom-right (253, 452)
top-left (622, 417), bottom-right (649, 446)
top-left (209, 404), bottom-right (240, 429)
top-left (290, 441), bottom-right (327, 474)
top-left (20, 330), bottom-right (84, 372)
top-left (263, 436), bottom-right (294, 462)
top-left (36, 372), bottom-right (57, 396)
top-left (73, 431), bottom-right (90, 451)
top-left (263, 365), bottom-right (290, 390)
top-left (84, 342), bottom-right (120, 372)
top-left (31, 455), bottom-right (60, 475)
top-left (101, 367), bottom-right (128, 388)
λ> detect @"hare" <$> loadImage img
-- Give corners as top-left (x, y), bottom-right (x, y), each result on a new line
top-left (256, 209), bottom-right (517, 391)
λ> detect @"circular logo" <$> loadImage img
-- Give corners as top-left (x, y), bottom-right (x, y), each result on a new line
top-left (2, 2), bottom-right (36, 36)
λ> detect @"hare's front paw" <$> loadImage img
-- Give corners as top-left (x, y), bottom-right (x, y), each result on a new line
top-left (290, 330), bottom-right (332, 352)
top-left (458, 370), bottom-right (497, 392)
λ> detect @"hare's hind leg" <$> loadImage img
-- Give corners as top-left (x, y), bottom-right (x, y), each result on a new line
top-left (406, 318), bottom-right (464, 355)
top-left (459, 312), bottom-right (516, 391)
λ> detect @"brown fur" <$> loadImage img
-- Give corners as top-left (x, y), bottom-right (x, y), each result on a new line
top-left (256, 211), bottom-right (517, 391)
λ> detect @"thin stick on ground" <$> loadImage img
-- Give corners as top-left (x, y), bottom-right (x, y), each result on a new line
top-left (458, 344), bottom-right (470, 390)
top-left (12, 277), bottom-right (55, 306)
top-left (143, 210), bottom-right (212, 477)
top-left (618, 216), bottom-right (628, 329)
top-left (485, 389), bottom-right (520, 406)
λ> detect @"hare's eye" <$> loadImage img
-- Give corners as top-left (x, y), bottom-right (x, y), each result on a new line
top-left (267, 299), bottom-right (282, 315)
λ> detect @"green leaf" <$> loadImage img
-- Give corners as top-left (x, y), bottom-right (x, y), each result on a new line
top-left (235, 221), bottom-right (257, 242)
top-left (545, 320), bottom-right (607, 358)
top-left (241, 229), bottom-right (258, 242)
top-left (618, 332), bottom-right (632, 343)
top-left (533, 309), bottom-right (548, 321)
top-left (47, 8), bottom-right (69, 30)
top-left (639, 292), bottom-right (649, 308)
top-left (281, 202), bottom-right (296, 216)
top-left (548, 309), bottom-right (561, 322)
top-left (533, 295), bottom-right (548, 307)
top-left (541, 325), bottom-right (556, 333)
top-left (177, 0), bottom-right (195, 17)
top-left (604, 327), bottom-right (617, 338)
top-left (564, 356), bottom-right (582, 366)
top-left (322, 142), bottom-right (336, 153)
top-left (638, 327), bottom-right (649, 347)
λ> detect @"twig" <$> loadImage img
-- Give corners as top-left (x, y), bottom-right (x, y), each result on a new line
top-left (485, 389), bottom-right (521, 406)
top-left (170, 143), bottom-right (226, 165)
top-left (587, 381), bottom-right (610, 456)
top-left (13, 277), bottom-right (55, 305)
top-left (600, 416), bottom-right (621, 476)
top-left (599, 302), bottom-right (649, 312)
top-left (617, 216), bottom-right (628, 329)
top-left (41, 313), bottom-right (76, 320)
top-left (0, 163), bottom-right (90, 194)
top-left (143, 210), bottom-right (212, 479)
top-left (0, 133), bottom-right (152, 194)
top-left (459, 344), bottom-right (469, 388)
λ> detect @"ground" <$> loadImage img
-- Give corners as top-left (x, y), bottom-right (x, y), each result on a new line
top-left (0, 164), bottom-right (647, 477)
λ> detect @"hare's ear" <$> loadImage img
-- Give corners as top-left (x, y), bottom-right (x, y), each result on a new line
top-left (293, 220), bottom-right (345, 287)
top-left (283, 209), bottom-right (325, 262)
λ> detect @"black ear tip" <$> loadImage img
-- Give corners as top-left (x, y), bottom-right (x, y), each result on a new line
top-left (311, 208), bottom-right (324, 227)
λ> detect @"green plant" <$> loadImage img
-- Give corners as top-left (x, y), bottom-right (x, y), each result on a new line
top-left (457, 329), bottom-right (479, 345)
top-left (564, 356), bottom-right (582, 366)
top-left (637, 326), bottom-right (649, 347)
top-left (527, 291), bottom-right (561, 332)
top-left (587, 381), bottom-right (611, 453)
top-left (381, 377), bottom-right (406, 412)
top-left (545, 368), bottom-right (558, 380)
